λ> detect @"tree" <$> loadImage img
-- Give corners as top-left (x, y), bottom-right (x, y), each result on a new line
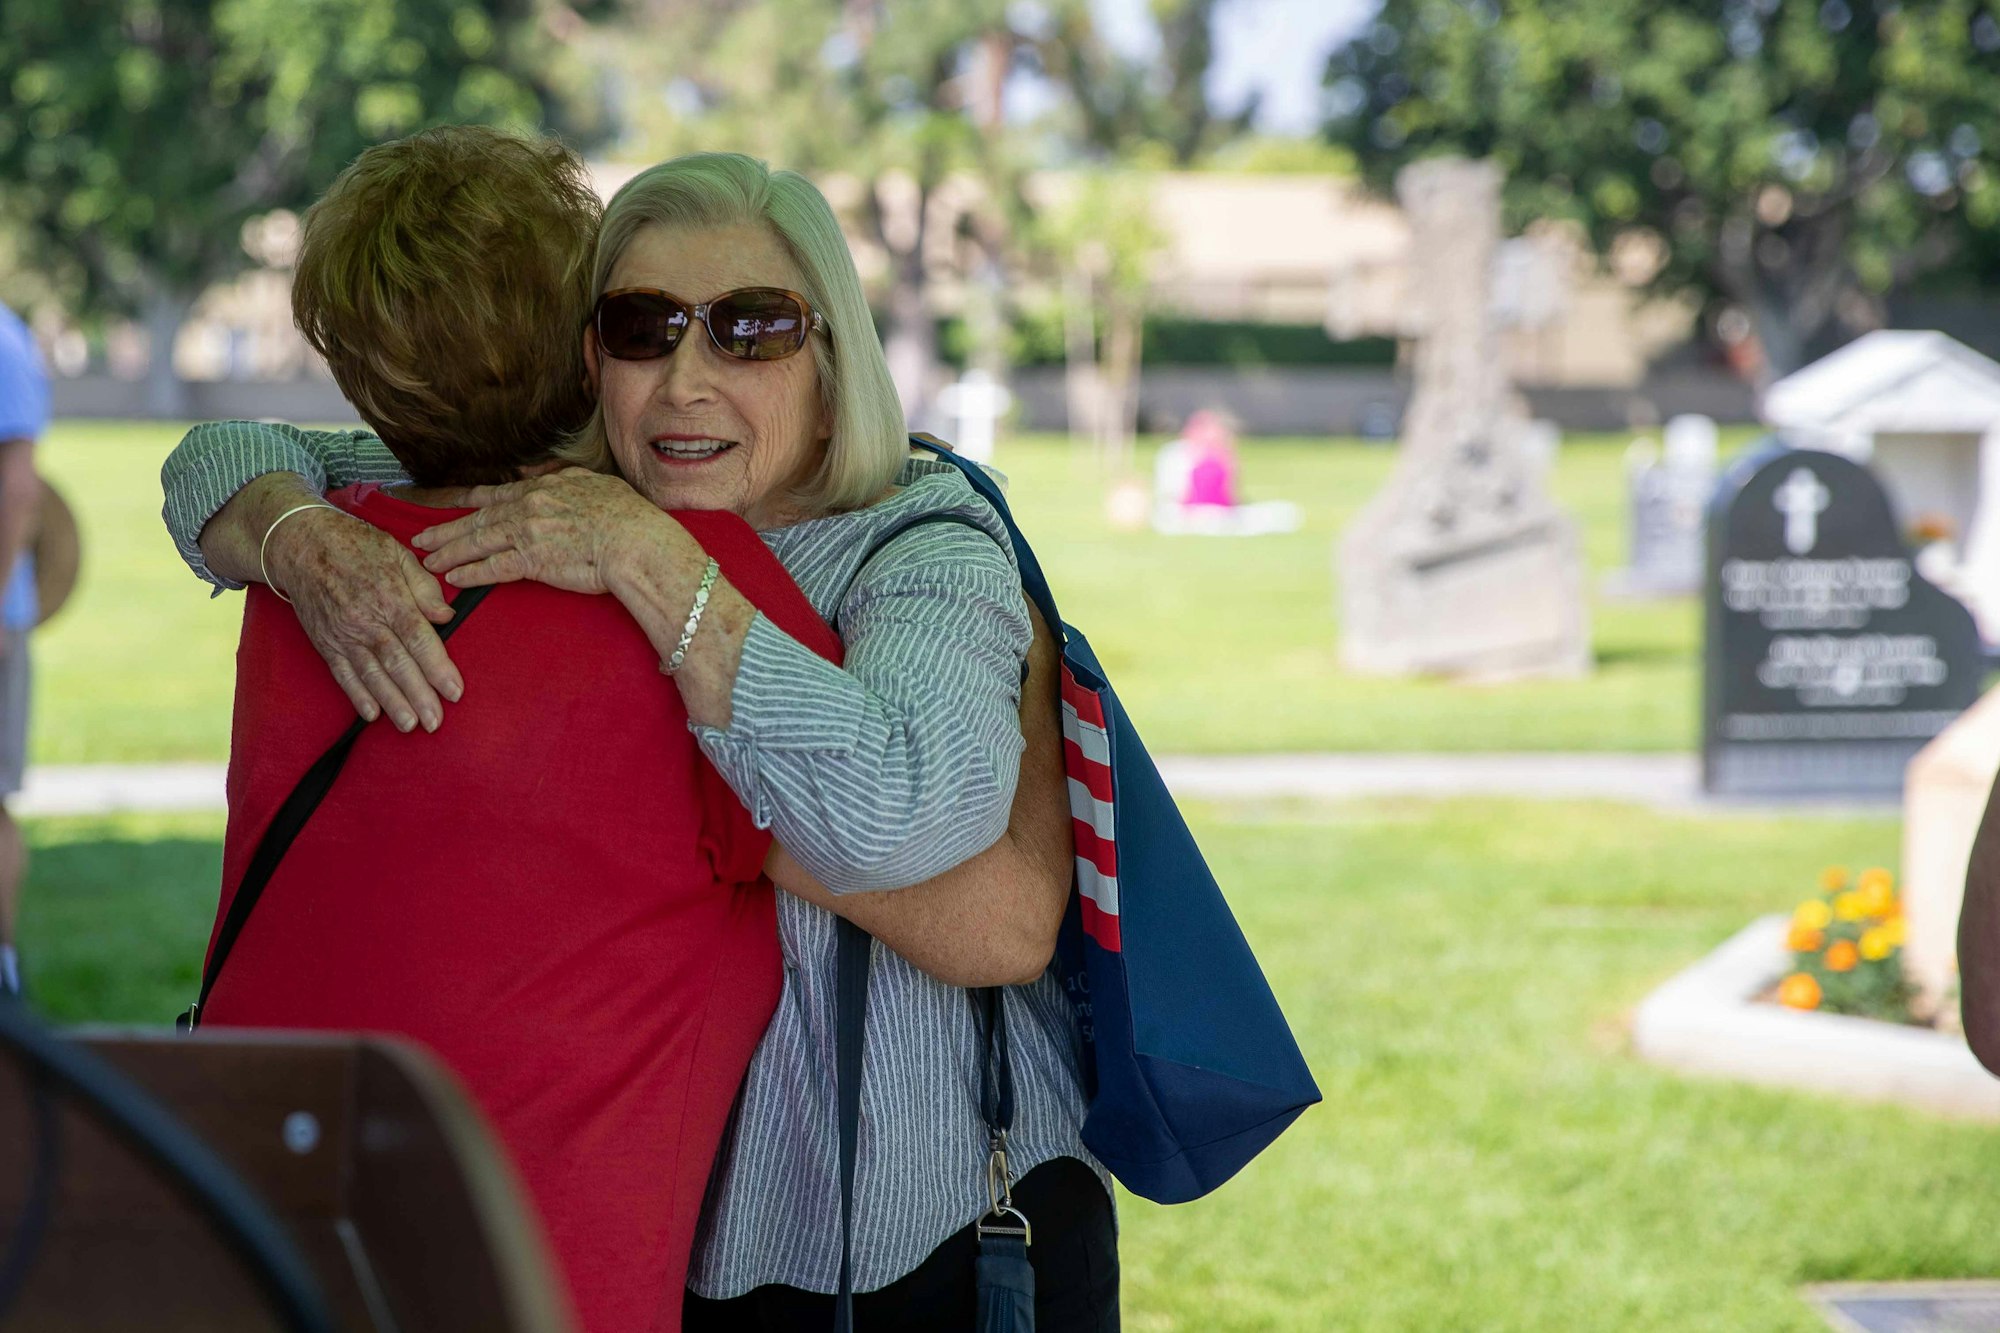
top-left (609, 0), bottom-right (1032, 427)
top-left (1323, 0), bottom-right (2000, 379)
top-left (608, 0), bottom-right (1257, 427)
top-left (0, 0), bottom-right (599, 415)
top-left (1033, 169), bottom-right (1166, 468)
top-left (1033, 0), bottom-right (1257, 165)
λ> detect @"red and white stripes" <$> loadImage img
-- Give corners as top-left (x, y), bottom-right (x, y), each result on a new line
top-left (1060, 668), bottom-right (1122, 952)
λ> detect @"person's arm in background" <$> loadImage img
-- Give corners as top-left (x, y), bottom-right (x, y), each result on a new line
top-left (765, 600), bottom-right (1072, 987)
top-left (0, 438), bottom-right (37, 657)
top-left (163, 421), bottom-right (462, 731)
top-left (1959, 774), bottom-right (2000, 1071)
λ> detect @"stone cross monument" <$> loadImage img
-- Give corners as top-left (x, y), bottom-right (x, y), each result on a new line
top-left (1338, 158), bottom-right (1591, 678)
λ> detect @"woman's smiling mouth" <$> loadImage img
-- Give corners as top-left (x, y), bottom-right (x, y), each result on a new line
top-left (651, 436), bottom-right (738, 464)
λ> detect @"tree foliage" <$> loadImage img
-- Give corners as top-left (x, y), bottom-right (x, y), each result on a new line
top-left (1323, 0), bottom-right (2000, 376)
top-left (0, 0), bottom-right (598, 405)
top-left (1033, 0), bottom-right (1256, 165)
top-left (608, 0), bottom-right (1036, 417)
top-left (606, 0), bottom-right (1255, 420)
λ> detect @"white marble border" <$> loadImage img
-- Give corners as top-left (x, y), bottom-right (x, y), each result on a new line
top-left (1632, 915), bottom-right (2000, 1121)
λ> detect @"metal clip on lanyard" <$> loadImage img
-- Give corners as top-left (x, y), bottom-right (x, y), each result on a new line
top-left (974, 986), bottom-right (1028, 1243)
top-left (972, 985), bottom-right (1036, 1332)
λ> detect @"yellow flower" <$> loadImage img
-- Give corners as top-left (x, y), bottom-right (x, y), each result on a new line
top-left (1880, 916), bottom-right (1907, 947)
top-left (1787, 923), bottom-right (1826, 954)
top-left (1856, 869), bottom-right (1896, 917)
top-left (1834, 892), bottom-right (1869, 922)
top-left (1794, 899), bottom-right (1833, 931)
top-left (1826, 939), bottom-right (1860, 973)
top-left (1860, 927), bottom-right (1894, 962)
top-left (1779, 973), bottom-right (1823, 1010)
top-left (1820, 866), bottom-right (1850, 893)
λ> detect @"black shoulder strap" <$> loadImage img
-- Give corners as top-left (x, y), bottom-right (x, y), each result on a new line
top-left (833, 915), bottom-right (872, 1333)
top-left (832, 455), bottom-right (1027, 1325)
top-left (179, 584), bottom-right (495, 1032)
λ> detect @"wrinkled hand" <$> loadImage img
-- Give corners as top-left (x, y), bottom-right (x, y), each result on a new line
top-left (265, 507), bottom-right (461, 732)
top-left (412, 468), bottom-right (670, 595)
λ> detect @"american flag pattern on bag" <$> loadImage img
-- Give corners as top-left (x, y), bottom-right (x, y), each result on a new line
top-left (908, 435), bottom-right (1319, 1205)
top-left (1060, 670), bottom-right (1122, 953)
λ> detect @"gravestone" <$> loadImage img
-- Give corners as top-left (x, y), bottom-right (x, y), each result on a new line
top-left (1702, 442), bottom-right (1983, 798)
top-left (1612, 415), bottom-right (1717, 597)
top-left (935, 368), bottom-right (1012, 464)
top-left (1764, 331), bottom-right (2000, 643)
top-left (1337, 158), bottom-right (1591, 678)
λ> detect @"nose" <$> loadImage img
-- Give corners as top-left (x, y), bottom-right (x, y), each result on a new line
top-left (653, 322), bottom-right (722, 409)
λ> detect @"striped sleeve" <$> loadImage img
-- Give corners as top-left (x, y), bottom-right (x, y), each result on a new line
top-left (694, 520), bottom-right (1031, 894)
top-left (160, 420), bottom-right (408, 592)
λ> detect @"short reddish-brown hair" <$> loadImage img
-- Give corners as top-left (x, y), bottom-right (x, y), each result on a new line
top-left (293, 126), bottom-right (600, 486)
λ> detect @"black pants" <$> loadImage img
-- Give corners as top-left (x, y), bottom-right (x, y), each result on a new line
top-left (683, 1157), bottom-right (1119, 1332)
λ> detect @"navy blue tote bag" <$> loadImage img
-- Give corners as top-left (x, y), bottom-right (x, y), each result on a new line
top-left (910, 435), bottom-right (1319, 1204)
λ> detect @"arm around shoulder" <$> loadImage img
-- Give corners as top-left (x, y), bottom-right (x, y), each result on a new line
top-left (162, 420), bottom-right (405, 589)
top-left (704, 516), bottom-right (1034, 894)
top-left (766, 600), bottom-right (1073, 987)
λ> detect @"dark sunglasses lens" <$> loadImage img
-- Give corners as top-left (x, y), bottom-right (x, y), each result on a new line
top-left (599, 293), bottom-right (688, 359)
top-left (710, 289), bottom-right (810, 360)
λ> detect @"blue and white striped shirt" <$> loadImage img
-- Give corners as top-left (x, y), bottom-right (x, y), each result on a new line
top-left (160, 422), bottom-right (1107, 1296)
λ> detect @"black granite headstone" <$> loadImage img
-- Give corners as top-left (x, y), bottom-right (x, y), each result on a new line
top-left (1702, 442), bottom-right (1983, 798)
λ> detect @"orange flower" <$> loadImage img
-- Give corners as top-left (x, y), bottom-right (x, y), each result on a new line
top-left (1825, 939), bottom-right (1860, 973)
top-left (1779, 973), bottom-right (1823, 1010)
top-left (1787, 922), bottom-right (1826, 953)
top-left (1856, 869), bottom-right (1895, 917)
top-left (1820, 866), bottom-right (1849, 893)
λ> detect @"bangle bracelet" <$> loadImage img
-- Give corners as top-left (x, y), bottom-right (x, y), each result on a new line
top-left (259, 502), bottom-right (340, 605)
top-left (661, 558), bottom-right (721, 676)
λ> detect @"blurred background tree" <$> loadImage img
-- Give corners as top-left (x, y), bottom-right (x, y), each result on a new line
top-left (0, 0), bottom-right (605, 415)
top-left (1322, 0), bottom-right (2000, 380)
top-left (1032, 169), bottom-right (1168, 468)
top-left (605, 0), bottom-right (1041, 425)
top-left (601, 0), bottom-right (1255, 427)
top-left (1033, 0), bottom-right (1257, 166)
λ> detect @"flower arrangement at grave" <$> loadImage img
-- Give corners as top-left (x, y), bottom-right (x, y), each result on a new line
top-left (1907, 512), bottom-right (1956, 548)
top-left (1907, 512), bottom-right (1962, 586)
top-left (1776, 866), bottom-right (1912, 1023)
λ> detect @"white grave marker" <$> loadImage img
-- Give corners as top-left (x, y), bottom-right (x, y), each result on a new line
top-left (935, 369), bottom-right (1012, 465)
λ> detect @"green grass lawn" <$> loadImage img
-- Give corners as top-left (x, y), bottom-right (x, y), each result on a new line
top-left (33, 420), bottom-right (1751, 763)
top-left (20, 799), bottom-right (1997, 1331)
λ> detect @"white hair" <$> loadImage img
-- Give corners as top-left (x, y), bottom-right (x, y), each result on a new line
top-left (560, 152), bottom-right (907, 516)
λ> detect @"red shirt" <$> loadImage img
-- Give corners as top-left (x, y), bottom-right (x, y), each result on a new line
top-left (206, 484), bottom-right (841, 1333)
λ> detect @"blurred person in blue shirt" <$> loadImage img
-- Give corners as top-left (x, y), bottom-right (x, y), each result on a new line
top-left (0, 304), bottom-right (45, 998)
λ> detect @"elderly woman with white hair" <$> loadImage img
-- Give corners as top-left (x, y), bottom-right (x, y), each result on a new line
top-left (161, 151), bottom-right (1118, 1331)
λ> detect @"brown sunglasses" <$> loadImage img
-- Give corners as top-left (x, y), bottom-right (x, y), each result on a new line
top-left (592, 286), bottom-right (827, 363)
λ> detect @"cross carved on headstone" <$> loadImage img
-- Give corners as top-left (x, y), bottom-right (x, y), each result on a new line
top-left (1773, 466), bottom-right (1831, 556)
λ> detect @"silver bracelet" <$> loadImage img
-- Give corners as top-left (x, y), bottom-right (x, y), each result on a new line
top-left (661, 557), bottom-right (720, 676)
top-left (259, 502), bottom-right (341, 605)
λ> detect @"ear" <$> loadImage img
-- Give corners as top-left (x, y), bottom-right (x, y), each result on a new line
top-left (583, 326), bottom-right (603, 395)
